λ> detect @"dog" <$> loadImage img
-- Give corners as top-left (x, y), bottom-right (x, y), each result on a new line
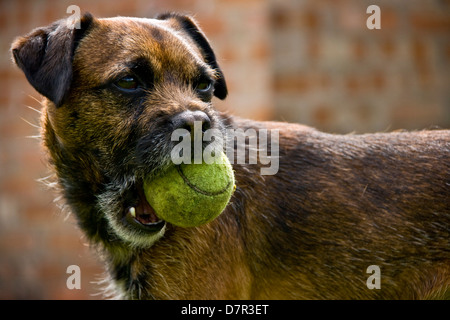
top-left (11, 12), bottom-right (449, 299)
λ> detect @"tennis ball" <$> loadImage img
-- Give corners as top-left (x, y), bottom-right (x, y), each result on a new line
top-left (143, 151), bottom-right (235, 227)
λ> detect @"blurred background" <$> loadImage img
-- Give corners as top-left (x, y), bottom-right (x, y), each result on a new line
top-left (0, 0), bottom-right (449, 299)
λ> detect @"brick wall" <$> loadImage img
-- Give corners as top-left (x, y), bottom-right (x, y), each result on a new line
top-left (270, 0), bottom-right (450, 133)
top-left (0, 0), bottom-right (448, 299)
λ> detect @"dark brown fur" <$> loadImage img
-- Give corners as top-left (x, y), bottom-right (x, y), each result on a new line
top-left (11, 13), bottom-right (449, 299)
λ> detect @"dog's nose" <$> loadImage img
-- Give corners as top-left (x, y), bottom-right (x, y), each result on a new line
top-left (171, 110), bottom-right (211, 133)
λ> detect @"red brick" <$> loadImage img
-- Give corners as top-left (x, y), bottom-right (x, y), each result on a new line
top-left (355, 103), bottom-right (373, 123)
top-left (273, 74), bottom-right (311, 93)
top-left (16, 0), bottom-right (33, 27)
top-left (319, 74), bottom-right (332, 89)
top-left (411, 38), bottom-right (428, 63)
top-left (0, 232), bottom-right (34, 251)
top-left (302, 10), bottom-right (320, 30)
top-left (0, 174), bottom-right (34, 196)
top-left (380, 8), bottom-right (398, 30)
top-left (270, 8), bottom-right (290, 29)
top-left (47, 230), bottom-right (89, 253)
top-left (411, 13), bottom-right (450, 32)
top-left (352, 39), bottom-right (366, 61)
top-left (222, 0), bottom-right (262, 5)
top-left (198, 16), bottom-right (226, 36)
top-left (248, 105), bottom-right (274, 122)
top-left (391, 102), bottom-right (442, 129)
top-left (250, 41), bottom-right (270, 60)
top-left (372, 72), bottom-right (385, 91)
top-left (307, 38), bottom-right (320, 60)
top-left (346, 75), bottom-right (360, 93)
top-left (107, 0), bottom-right (139, 16)
top-left (0, 7), bottom-right (6, 31)
top-left (42, 2), bottom-right (62, 24)
top-left (380, 38), bottom-right (396, 57)
top-left (411, 38), bottom-right (432, 85)
top-left (312, 104), bottom-right (333, 127)
top-left (220, 47), bottom-right (238, 62)
top-left (23, 201), bottom-right (57, 223)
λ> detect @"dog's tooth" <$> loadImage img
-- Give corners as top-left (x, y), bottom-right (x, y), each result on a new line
top-left (129, 207), bottom-right (136, 218)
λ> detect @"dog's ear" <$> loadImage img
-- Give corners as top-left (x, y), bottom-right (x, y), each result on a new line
top-left (157, 13), bottom-right (228, 100)
top-left (11, 13), bottom-right (95, 107)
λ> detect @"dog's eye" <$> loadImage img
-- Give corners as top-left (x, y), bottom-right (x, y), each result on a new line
top-left (115, 76), bottom-right (139, 91)
top-left (196, 81), bottom-right (212, 93)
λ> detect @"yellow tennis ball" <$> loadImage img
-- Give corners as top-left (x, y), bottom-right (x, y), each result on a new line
top-left (143, 151), bottom-right (235, 227)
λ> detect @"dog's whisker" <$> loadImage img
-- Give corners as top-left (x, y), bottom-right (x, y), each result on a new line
top-left (25, 105), bottom-right (42, 114)
top-left (62, 210), bottom-right (72, 221)
top-left (21, 117), bottom-right (40, 129)
top-left (25, 135), bottom-right (42, 140)
top-left (27, 94), bottom-right (46, 107)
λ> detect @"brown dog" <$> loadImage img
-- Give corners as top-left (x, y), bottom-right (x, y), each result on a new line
top-left (11, 13), bottom-right (449, 299)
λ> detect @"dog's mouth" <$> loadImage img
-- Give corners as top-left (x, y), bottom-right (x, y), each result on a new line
top-left (122, 183), bottom-right (166, 233)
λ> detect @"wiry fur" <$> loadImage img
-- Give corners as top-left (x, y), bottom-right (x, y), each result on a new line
top-left (11, 13), bottom-right (450, 299)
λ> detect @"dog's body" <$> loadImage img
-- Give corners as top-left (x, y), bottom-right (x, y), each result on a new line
top-left (12, 13), bottom-right (449, 299)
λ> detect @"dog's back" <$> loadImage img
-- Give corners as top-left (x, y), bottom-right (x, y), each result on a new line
top-left (121, 119), bottom-right (449, 299)
top-left (228, 119), bottom-right (450, 299)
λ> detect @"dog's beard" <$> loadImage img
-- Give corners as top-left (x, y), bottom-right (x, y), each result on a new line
top-left (96, 144), bottom-right (173, 248)
top-left (96, 179), bottom-right (167, 248)
top-left (95, 108), bottom-right (226, 248)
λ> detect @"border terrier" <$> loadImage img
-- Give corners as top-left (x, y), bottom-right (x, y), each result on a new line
top-left (11, 13), bottom-right (449, 299)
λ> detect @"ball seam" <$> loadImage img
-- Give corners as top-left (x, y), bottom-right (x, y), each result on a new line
top-left (176, 165), bottom-right (232, 196)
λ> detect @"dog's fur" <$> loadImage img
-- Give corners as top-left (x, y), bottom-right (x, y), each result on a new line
top-left (11, 13), bottom-right (449, 299)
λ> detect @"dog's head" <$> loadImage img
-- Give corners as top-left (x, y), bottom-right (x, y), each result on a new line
top-left (11, 13), bottom-right (228, 249)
